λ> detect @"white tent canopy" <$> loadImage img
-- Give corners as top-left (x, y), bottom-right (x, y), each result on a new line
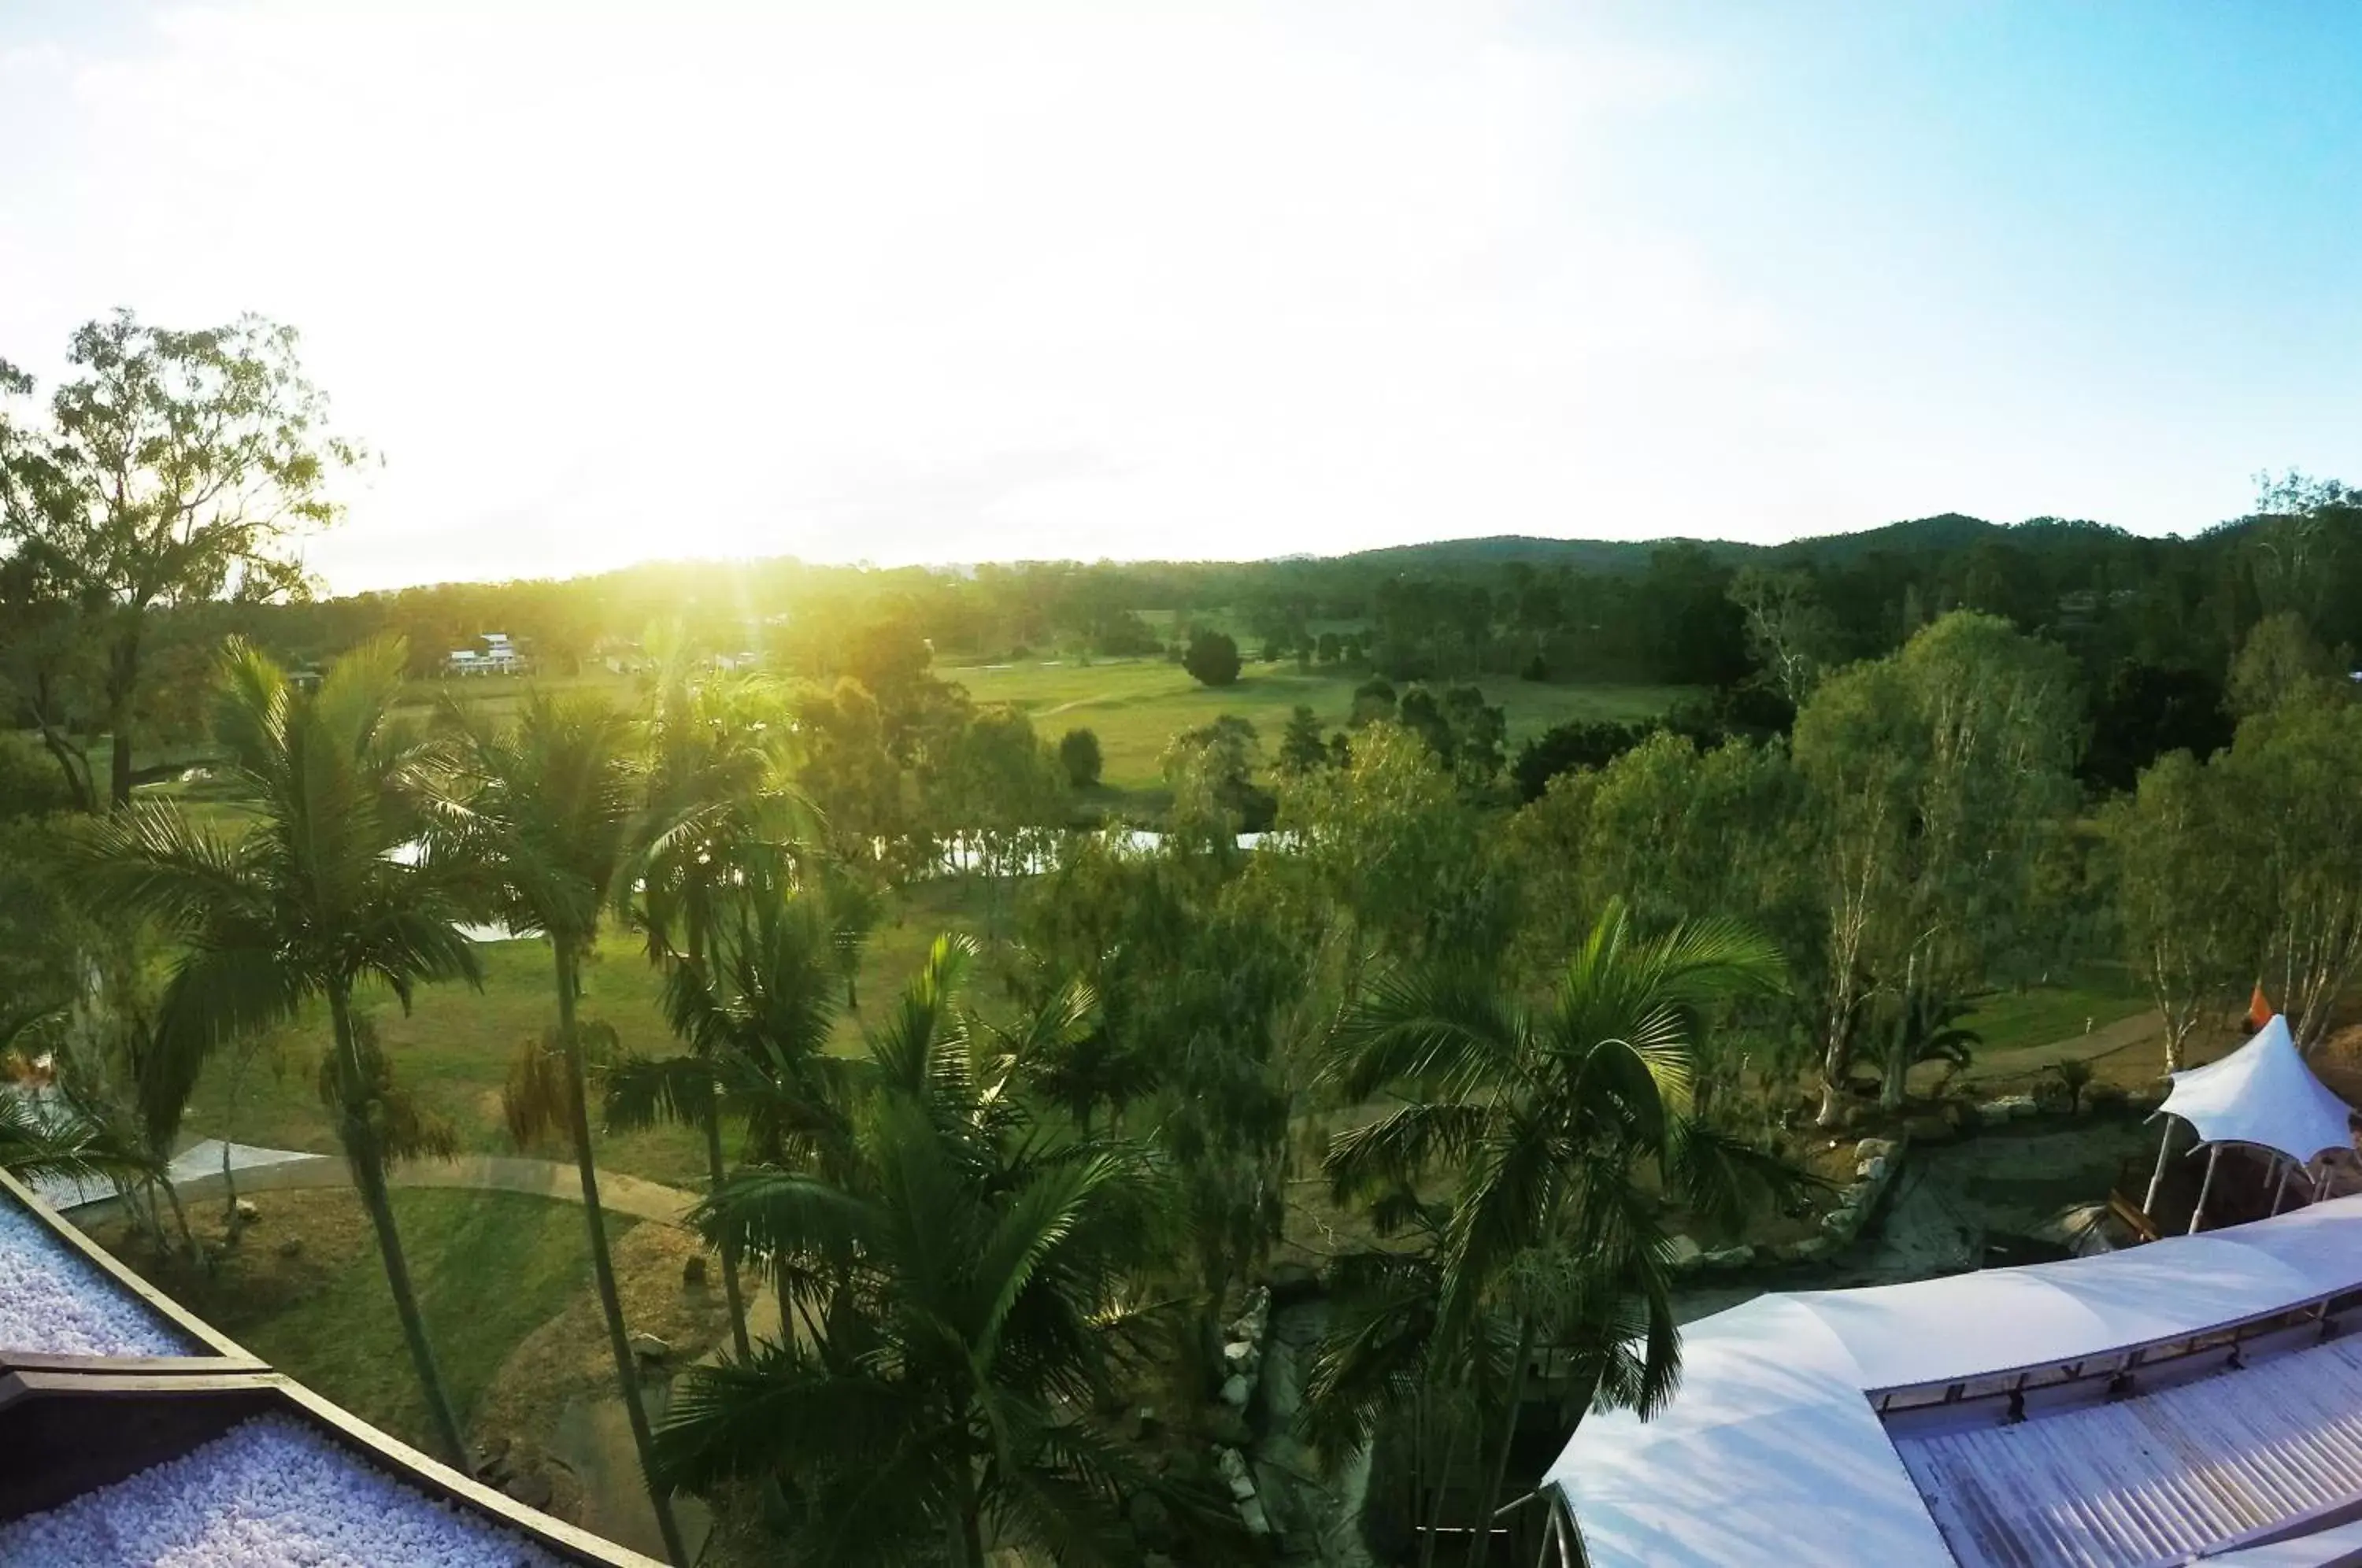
top-left (2157, 1014), bottom-right (2356, 1163)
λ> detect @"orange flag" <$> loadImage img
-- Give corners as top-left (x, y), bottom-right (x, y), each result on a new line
top-left (2248, 982), bottom-right (2275, 1031)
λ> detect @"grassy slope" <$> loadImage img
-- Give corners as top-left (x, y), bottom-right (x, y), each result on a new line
top-left (946, 656), bottom-right (1690, 795)
top-left (1958, 963), bottom-right (2149, 1056)
top-left (100, 1189), bottom-right (629, 1451)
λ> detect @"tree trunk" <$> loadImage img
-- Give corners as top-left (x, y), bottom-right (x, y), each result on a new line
top-left (328, 987), bottom-right (468, 1466)
top-left (1468, 1314), bottom-right (1536, 1568)
top-left (703, 1098), bottom-right (751, 1360)
top-left (106, 620), bottom-right (140, 810)
top-left (553, 944), bottom-right (690, 1566)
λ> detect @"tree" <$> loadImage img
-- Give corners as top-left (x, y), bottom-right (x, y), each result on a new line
top-left (64, 638), bottom-right (479, 1462)
top-left (1183, 627), bottom-right (1242, 688)
top-left (1057, 726), bottom-right (1103, 790)
top-left (439, 693), bottom-right (690, 1565)
top-left (2212, 693), bottom-right (2362, 1048)
top-left (1278, 704), bottom-right (1329, 775)
top-left (2102, 749), bottom-right (2246, 1071)
top-left (1728, 567), bottom-right (1836, 708)
top-left (1509, 719), bottom-right (1652, 804)
top-left (660, 936), bottom-right (1189, 1566)
top-left (1792, 613), bottom-right (2082, 1119)
top-left (2227, 610), bottom-right (2345, 718)
top-left (609, 894), bottom-right (847, 1360)
top-left (1318, 902), bottom-right (1794, 1566)
top-left (0, 314), bottom-right (362, 806)
top-left (2082, 660), bottom-right (2234, 793)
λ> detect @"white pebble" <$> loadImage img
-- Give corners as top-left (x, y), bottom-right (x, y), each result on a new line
top-left (0, 1416), bottom-right (563, 1566)
top-left (0, 1199), bottom-right (191, 1357)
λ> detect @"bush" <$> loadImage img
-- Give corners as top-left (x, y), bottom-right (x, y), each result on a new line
top-left (0, 735), bottom-right (75, 822)
top-left (1182, 629), bottom-right (1242, 688)
top-left (1058, 727), bottom-right (1103, 790)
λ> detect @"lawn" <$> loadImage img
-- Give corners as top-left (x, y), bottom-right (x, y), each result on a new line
top-left (942, 656), bottom-right (1692, 797)
top-left (1959, 964), bottom-right (2149, 1056)
top-left (96, 1188), bottom-right (631, 1452)
top-left (177, 878), bottom-right (1005, 1190)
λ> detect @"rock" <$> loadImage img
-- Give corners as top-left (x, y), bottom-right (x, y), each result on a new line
top-left (1204, 1407), bottom-right (1253, 1448)
top-left (629, 1332), bottom-right (671, 1364)
top-left (1853, 1137), bottom-right (1897, 1163)
top-left (1127, 1490), bottom-right (1175, 1551)
top-left (1701, 1245), bottom-right (1753, 1270)
top-left (1215, 1445), bottom-right (1252, 1487)
top-left (1664, 1234), bottom-right (1705, 1269)
top-left (504, 1471), bottom-right (554, 1510)
top-left (1855, 1155), bottom-right (1889, 1182)
top-left (1223, 1338), bottom-right (1257, 1370)
top-left (1820, 1208), bottom-right (1857, 1237)
top-left (1239, 1497), bottom-right (1272, 1537)
top-left (682, 1256), bottom-right (708, 1288)
top-left (1775, 1237), bottom-right (1828, 1264)
top-left (1131, 1405), bottom-right (1161, 1441)
top-left (274, 1237), bottom-right (304, 1259)
top-left (1220, 1374), bottom-right (1251, 1408)
top-left (1980, 1094), bottom-right (2038, 1122)
top-left (471, 1437), bottom-right (513, 1485)
top-left (233, 1198), bottom-right (261, 1223)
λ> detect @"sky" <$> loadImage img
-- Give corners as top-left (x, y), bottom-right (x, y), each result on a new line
top-left (2, 2), bottom-right (2357, 593)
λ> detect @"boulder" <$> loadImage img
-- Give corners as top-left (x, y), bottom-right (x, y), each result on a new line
top-left (1222, 1339), bottom-right (1257, 1370)
top-left (1131, 1405), bottom-right (1161, 1442)
top-left (682, 1256), bottom-right (709, 1288)
top-left (504, 1472), bottom-right (554, 1511)
top-left (1239, 1498), bottom-right (1272, 1537)
top-left (233, 1198), bottom-right (261, 1223)
top-left (1664, 1234), bottom-right (1705, 1269)
top-left (1775, 1237), bottom-right (1829, 1265)
top-left (629, 1332), bottom-right (672, 1365)
top-left (1980, 1094), bottom-right (2038, 1122)
top-left (1215, 1446), bottom-right (1253, 1493)
top-left (1853, 1137), bottom-right (1897, 1163)
top-left (1855, 1155), bottom-right (1889, 1183)
top-left (1820, 1208), bottom-right (1857, 1238)
top-left (1205, 1407), bottom-right (1253, 1448)
top-left (1701, 1246), bottom-right (1753, 1271)
top-left (1219, 1374), bottom-right (1252, 1408)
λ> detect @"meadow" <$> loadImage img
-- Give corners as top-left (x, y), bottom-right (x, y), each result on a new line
top-left (942, 653), bottom-right (1690, 797)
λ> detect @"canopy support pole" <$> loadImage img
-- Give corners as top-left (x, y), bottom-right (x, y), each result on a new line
top-left (2189, 1145), bottom-right (2223, 1234)
top-left (2271, 1159), bottom-right (2297, 1215)
top-left (2144, 1117), bottom-right (2180, 1216)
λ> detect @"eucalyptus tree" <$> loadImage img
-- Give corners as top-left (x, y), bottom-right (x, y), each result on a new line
top-left (437, 693), bottom-right (688, 1565)
top-left (661, 935), bottom-right (1187, 1567)
top-left (1792, 612), bottom-right (2082, 1120)
top-left (64, 638), bottom-right (479, 1462)
top-left (1320, 901), bottom-right (1793, 1566)
top-left (0, 315), bottom-right (361, 807)
top-left (2102, 749), bottom-right (2248, 1071)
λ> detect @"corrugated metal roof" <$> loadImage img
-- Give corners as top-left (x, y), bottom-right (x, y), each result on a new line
top-left (1894, 1336), bottom-right (2362, 1566)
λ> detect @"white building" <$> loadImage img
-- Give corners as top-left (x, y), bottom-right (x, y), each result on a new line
top-left (445, 632), bottom-right (524, 677)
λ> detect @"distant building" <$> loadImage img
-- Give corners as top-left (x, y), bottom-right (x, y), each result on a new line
top-left (446, 633), bottom-right (525, 677)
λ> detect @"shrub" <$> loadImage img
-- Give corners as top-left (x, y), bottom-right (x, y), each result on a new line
top-left (1058, 727), bottom-right (1104, 790)
top-left (1182, 629), bottom-right (1242, 688)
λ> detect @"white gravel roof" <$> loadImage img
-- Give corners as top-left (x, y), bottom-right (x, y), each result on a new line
top-left (0, 1196), bottom-right (192, 1359)
top-left (0, 1415), bottom-right (563, 1567)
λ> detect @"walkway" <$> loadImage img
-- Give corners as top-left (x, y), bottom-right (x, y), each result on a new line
top-left (60, 1143), bottom-right (702, 1228)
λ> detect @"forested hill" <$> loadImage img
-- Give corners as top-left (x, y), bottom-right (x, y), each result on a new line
top-left (1327, 512), bottom-right (2003, 575)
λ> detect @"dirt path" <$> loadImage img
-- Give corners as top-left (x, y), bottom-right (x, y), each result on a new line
top-left (1957, 1008), bottom-right (2164, 1086)
top-left (68, 1151), bottom-right (702, 1228)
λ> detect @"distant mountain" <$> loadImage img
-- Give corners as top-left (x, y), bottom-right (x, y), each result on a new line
top-left (1324, 516), bottom-right (2011, 576)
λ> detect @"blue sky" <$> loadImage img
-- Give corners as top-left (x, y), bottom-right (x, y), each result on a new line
top-left (1, 1), bottom-right (2356, 590)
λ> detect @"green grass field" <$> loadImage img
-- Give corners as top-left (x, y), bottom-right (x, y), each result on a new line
top-left (103, 1189), bottom-right (628, 1449)
top-left (943, 656), bottom-right (1690, 795)
top-left (179, 878), bottom-right (1002, 1189)
top-left (1958, 963), bottom-right (2149, 1056)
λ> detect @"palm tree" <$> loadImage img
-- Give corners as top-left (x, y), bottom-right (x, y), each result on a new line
top-left (437, 691), bottom-right (689, 1566)
top-left (617, 670), bottom-right (817, 1363)
top-left (65, 638), bottom-right (481, 1463)
top-left (1320, 900), bottom-right (1794, 1567)
top-left (658, 935), bottom-right (1187, 1566)
top-left (606, 893), bottom-right (847, 1359)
